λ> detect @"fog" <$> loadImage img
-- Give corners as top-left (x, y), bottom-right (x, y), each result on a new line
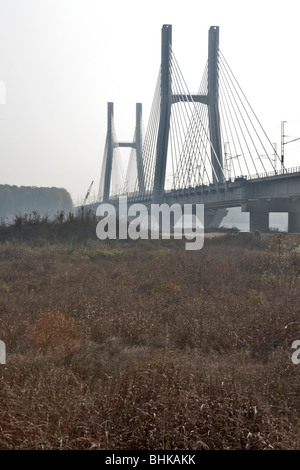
top-left (0, 0), bottom-right (299, 205)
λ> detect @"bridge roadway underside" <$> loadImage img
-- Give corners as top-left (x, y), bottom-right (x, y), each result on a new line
top-left (162, 171), bottom-right (300, 232)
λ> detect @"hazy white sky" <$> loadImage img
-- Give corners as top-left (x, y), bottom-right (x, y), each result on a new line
top-left (0, 0), bottom-right (300, 204)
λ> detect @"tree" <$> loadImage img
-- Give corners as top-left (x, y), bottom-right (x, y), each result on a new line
top-left (0, 185), bottom-right (73, 219)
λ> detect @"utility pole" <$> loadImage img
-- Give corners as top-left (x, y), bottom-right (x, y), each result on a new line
top-left (281, 121), bottom-right (300, 171)
top-left (281, 121), bottom-right (286, 170)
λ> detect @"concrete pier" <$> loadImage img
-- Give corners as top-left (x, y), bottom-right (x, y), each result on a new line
top-left (249, 211), bottom-right (269, 233)
top-left (288, 212), bottom-right (300, 233)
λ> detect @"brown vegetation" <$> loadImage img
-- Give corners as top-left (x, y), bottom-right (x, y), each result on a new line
top-left (0, 219), bottom-right (299, 450)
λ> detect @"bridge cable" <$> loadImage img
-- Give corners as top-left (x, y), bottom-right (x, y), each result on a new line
top-left (219, 50), bottom-right (282, 174)
top-left (170, 48), bottom-right (222, 188)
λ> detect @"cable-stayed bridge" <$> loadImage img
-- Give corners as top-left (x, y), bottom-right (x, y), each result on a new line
top-left (94, 25), bottom-right (300, 232)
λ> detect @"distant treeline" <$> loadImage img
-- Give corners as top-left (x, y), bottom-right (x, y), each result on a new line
top-left (0, 184), bottom-right (73, 220)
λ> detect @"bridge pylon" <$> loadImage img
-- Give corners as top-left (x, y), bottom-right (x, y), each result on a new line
top-left (208, 26), bottom-right (224, 184)
top-left (102, 102), bottom-right (114, 204)
top-left (152, 25), bottom-right (224, 204)
top-left (153, 25), bottom-right (172, 204)
top-left (101, 102), bottom-right (144, 203)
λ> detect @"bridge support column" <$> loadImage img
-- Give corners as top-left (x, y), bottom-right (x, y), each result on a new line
top-left (103, 102), bottom-right (114, 203)
top-left (136, 103), bottom-right (145, 195)
top-left (249, 211), bottom-right (269, 233)
top-left (288, 212), bottom-right (300, 233)
top-left (208, 26), bottom-right (224, 183)
top-left (153, 24), bottom-right (172, 204)
top-left (204, 208), bottom-right (228, 229)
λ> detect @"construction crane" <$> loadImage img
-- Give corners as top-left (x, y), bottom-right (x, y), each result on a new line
top-left (81, 180), bottom-right (94, 208)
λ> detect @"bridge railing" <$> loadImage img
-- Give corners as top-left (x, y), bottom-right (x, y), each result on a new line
top-left (244, 166), bottom-right (300, 181)
top-left (91, 166), bottom-right (300, 206)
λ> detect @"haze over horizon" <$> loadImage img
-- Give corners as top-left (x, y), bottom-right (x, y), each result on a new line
top-left (0, 0), bottom-right (300, 206)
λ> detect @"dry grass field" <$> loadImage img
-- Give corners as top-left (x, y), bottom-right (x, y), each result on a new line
top-left (0, 214), bottom-right (299, 450)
